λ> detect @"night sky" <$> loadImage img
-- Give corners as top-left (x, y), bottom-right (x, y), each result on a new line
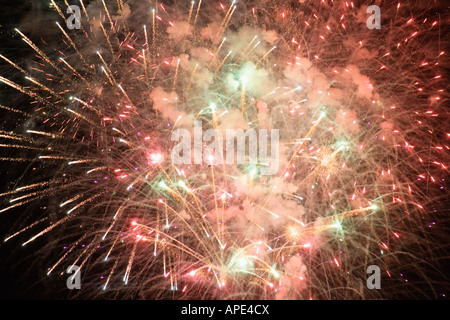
top-left (0, 0), bottom-right (449, 300)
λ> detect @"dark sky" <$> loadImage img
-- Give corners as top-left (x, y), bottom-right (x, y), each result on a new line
top-left (0, 0), bottom-right (448, 300)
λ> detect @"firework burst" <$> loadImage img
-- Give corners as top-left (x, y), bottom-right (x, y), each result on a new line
top-left (0, 0), bottom-right (448, 299)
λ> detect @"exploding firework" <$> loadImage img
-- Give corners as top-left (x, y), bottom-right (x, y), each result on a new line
top-left (0, 0), bottom-right (448, 300)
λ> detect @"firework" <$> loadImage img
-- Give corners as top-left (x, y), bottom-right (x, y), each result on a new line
top-left (0, 0), bottom-right (448, 299)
